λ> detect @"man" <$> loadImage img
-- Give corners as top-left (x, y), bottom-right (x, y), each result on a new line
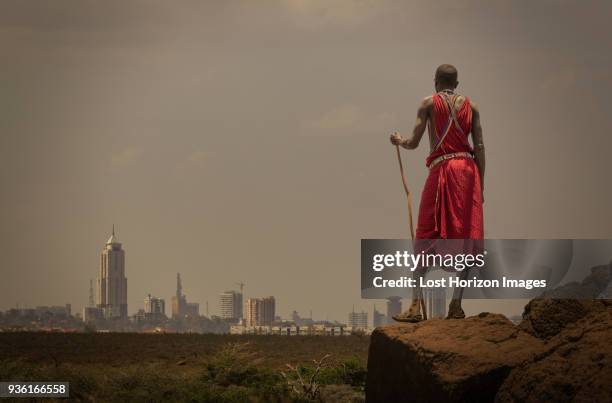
top-left (390, 64), bottom-right (485, 321)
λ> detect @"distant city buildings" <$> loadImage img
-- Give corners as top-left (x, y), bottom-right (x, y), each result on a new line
top-left (171, 273), bottom-right (200, 319)
top-left (373, 305), bottom-right (386, 327)
top-left (1, 227), bottom-right (431, 334)
top-left (83, 306), bottom-right (103, 322)
top-left (291, 310), bottom-right (300, 322)
top-left (185, 302), bottom-right (199, 317)
top-left (144, 294), bottom-right (165, 316)
top-left (348, 310), bottom-right (368, 329)
top-left (230, 323), bottom-right (357, 336)
top-left (245, 297), bottom-right (275, 326)
top-left (1, 304), bottom-right (82, 332)
top-left (97, 226), bottom-right (128, 319)
top-left (35, 304), bottom-right (71, 317)
top-left (424, 288), bottom-right (446, 319)
top-left (219, 290), bottom-right (243, 322)
top-left (290, 310), bottom-right (314, 327)
top-left (386, 296), bottom-right (402, 324)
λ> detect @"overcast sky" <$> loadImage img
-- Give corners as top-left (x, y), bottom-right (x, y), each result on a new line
top-left (1, 0), bottom-right (611, 321)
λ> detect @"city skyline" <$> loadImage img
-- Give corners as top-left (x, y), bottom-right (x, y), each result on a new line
top-left (82, 227), bottom-right (375, 324)
top-left (0, 225), bottom-right (576, 325)
top-left (1, 224), bottom-right (593, 325)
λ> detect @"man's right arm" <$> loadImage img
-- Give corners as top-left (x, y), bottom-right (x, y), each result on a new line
top-left (471, 102), bottom-right (485, 195)
top-left (390, 97), bottom-right (432, 149)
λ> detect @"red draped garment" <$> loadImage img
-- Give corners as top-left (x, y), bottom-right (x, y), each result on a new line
top-left (415, 93), bottom-right (483, 240)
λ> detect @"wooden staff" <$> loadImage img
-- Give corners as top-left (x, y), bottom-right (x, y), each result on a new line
top-left (395, 144), bottom-right (427, 320)
top-left (395, 144), bottom-right (415, 240)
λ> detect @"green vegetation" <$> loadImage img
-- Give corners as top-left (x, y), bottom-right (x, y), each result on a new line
top-left (0, 332), bottom-right (368, 402)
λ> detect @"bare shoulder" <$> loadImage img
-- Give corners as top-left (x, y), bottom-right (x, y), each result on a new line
top-left (470, 99), bottom-right (480, 116)
top-left (421, 95), bottom-right (434, 107)
top-left (419, 96), bottom-right (434, 113)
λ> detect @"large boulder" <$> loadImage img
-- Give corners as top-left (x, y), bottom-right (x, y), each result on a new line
top-left (366, 313), bottom-right (545, 403)
top-left (518, 299), bottom-right (607, 339)
top-left (519, 262), bottom-right (611, 339)
top-left (497, 305), bottom-right (612, 402)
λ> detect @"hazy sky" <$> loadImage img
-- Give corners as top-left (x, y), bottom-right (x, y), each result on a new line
top-left (1, 1), bottom-right (611, 321)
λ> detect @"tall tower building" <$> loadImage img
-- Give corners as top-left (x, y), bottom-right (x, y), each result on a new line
top-left (219, 290), bottom-right (243, 321)
top-left (348, 310), bottom-right (368, 329)
top-left (144, 294), bottom-right (166, 316)
top-left (97, 226), bottom-right (128, 318)
top-left (245, 296), bottom-right (275, 326)
top-left (172, 273), bottom-right (187, 319)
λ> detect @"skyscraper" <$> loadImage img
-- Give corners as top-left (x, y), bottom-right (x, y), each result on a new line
top-left (97, 226), bottom-right (128, 318)
top-left (424, 288), bottom-right (446, 319)
top-left (185, 302), bottom-right (199, 317)
top-left (386, 296), bottom-right (402, 324)
top-left (172, 273), bottom-right (187, 319)
top-left (219, 290), bottom-right (243, 321)
top-left (245, 296), bottom-right (275, 326)
top-left (348, 310), bottom-right (368, 329)
top-left (373, 305), bottom-right (386, 327)
top-left (144, 294), bottom-right (165, 316)
top-left (88, 279), bottom-right (94, 307)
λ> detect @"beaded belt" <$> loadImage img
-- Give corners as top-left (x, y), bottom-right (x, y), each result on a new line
top-left (428, 152), bottom-right (473, 169)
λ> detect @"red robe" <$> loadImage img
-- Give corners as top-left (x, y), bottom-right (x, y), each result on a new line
top-left (415, 93), bottom-right (483, 240)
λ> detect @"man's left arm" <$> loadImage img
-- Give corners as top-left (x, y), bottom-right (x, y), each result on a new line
top-left (471, 102), bottom-right (485, 197)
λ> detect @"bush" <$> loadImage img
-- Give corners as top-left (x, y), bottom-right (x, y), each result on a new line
top-left (199, 342), bottom-right (289, 402)
top-left (286, 356), bottom-right (367, 388)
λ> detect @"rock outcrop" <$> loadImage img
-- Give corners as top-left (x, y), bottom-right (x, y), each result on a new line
top-left (518, 299), bottom-right (607, 339)
top-left (366, 262), bottom-right (612, 403)
top-left (519, 262), bottom-right (611, 339)
top-left (497, 307), bottom-right (612, 403)
top-left (366, 313), bottom-right (545, 403)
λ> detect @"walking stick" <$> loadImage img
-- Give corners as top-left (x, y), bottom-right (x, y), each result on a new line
top-left (395, 145), bottom-right (415, 240)
top-left (395, 144), bottom-right (427, 320)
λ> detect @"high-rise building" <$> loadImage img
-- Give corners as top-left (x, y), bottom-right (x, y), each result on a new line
top-left (172, 273), bottom-right (187, 319)
top-left (144, 294), bottom-right (165, 316)
top-left (262, 297), bottom-right (275, 325)
top-left (348, 310), bottom-right (368, 329)
top-left (373, 305), bottom-right (386, 327)
top-left (88, 280), bottom-right (95, 307)
top-left (219, 290), bottom-right (243, 321)
top-left (386, 296), bottom-right (402, 324)
top-left (424, 288), bottom-right (446, 319)
top-left (185, 302), bottom-right (199, 317)
top-left (97, 226), bottom-right (127, 318)
top-left (245, 297), bottom-right (275, 326)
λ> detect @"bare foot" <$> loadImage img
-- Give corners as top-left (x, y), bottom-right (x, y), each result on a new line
top-left (392, 311), bottom-right (423, 323)
top-left (446, 299), bottom-right (465, 319)
top-left (392, 300), bottom-right (423, 323)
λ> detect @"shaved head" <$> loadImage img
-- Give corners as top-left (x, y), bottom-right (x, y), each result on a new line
top-left (435, 64), bottom-right (458, 87)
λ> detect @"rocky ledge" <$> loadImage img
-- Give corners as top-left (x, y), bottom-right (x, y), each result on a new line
top-left (366, 262), bottom-right (612, 403)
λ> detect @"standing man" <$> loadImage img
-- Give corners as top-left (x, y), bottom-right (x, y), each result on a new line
top-left (390, 64), bottom-right (485, 321)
